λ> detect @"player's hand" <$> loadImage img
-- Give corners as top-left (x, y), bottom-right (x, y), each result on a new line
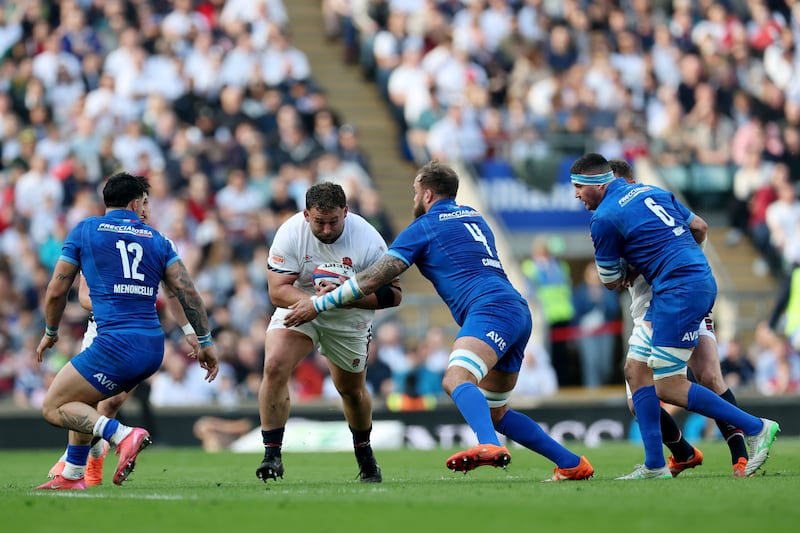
top-left (285, 298), bottom-right (318, 327)
top-left (184, 333), bottom-right (200, 358)
top-left (35, 334), bottom-right (58, 363)
top-left (314, 281), bottom-right (338, 295)
top-left (197, 345), bottom-right (219, 382)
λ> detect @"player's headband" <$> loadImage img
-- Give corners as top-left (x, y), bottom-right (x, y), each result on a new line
top-left (570, 170), bottom-right (615, 185)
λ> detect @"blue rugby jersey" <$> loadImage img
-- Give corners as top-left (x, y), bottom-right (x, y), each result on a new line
top-left (59, 209), bottom-right (179, 332)
top-left (590, 178), bottom-right (711, 290)
top-left (388, 199), bottom-right (526, 325)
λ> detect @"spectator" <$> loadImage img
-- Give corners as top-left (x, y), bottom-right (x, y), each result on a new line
top-left (521, 236), bottom-right (576, 386)
top-left (752, 323), bottom-right (800, 396)
top-left (572, 262), bottom-right (621, 388)
top-left (719, 336), bottom-right (756, 392)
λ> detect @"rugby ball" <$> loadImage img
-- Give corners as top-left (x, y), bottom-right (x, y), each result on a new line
top-left (312, 262), bottom-right (356, 287)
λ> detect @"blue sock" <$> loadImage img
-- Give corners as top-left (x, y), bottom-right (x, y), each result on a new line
top-left (686, 383), bottom-right (762, 435)
top-left (451, 382), bottom-right (500, 445)
top-left (631, 386), bottom-right (665, 469)
top-left (102, 419), bottom-right (120, 442)
top-left (66, 444), bottom-right (91, 467)
top-left (496, 409), bottom-right (580, 468)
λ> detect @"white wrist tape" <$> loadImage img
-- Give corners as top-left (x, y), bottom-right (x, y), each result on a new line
top-left (312, 278), bottom-right (365, 313)
top-left (181, 323), bottom-right (196, 336)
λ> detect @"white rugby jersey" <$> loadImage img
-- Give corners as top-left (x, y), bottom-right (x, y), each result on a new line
top-left (268, 211), bottom-right (388, 331)
top-left (628, 275), bottom-right (652, 324)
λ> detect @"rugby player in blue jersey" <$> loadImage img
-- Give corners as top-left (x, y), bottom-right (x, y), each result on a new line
top-left (47, 191), bottom-right (199, 486)
top-left (609, 159), bottom-right (749, 477)
top-left (34, 172), bottom-right (219, 490)
top-left (286, 161), bottom-right (594, 482)
top-left (571, 153), bottom-right (779, 479)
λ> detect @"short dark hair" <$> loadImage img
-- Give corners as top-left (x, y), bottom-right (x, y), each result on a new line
top-left (570, 153), bottom-right (611, 176)
top-left (608, 159), bottom-right (633, 180)
top-left (417, 160), bottom-right (459, 198)
top-left (102, 172), bottom-right (149, 208)
top-left (306, 181), bottom-right (346, 211)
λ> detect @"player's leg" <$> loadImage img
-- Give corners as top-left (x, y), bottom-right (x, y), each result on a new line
top-left (617, 352), bottom-right (672, 479)
top-left (36, 363), bottom-right (116, 490)
top-left (481, 367), bottom-right (593, 482)
top-left (689, 323), bottom-right (749, 476)
top-left (256, 319), bottom-right (315, 482)
top-left (442, 303), bottom-right (525, 473)
top-left (85, 390), bottom-right (129, 485)
top-left (625, 321), bottom-right (700, 477)
top-left (47, 391), bottom-right (128, 482)
top-left (650, 288), bottom-right (778, 476)
top-left (327, 357), bottom-right (382, 482)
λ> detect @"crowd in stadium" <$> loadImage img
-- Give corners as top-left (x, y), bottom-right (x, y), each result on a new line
top-left (1, 0), bottom-right (799, 414)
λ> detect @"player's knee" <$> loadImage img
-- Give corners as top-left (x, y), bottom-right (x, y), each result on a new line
top-left (648, 346), bottom-right (690, 380)
top-left (262, 356), bottom-right (292, 384)
top-left (445, 349), bottom-right (487, 393)
top-left (98, 394), bottom-right (126, 417)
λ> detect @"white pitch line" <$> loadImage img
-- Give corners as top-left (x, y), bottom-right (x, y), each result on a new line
top-left (31, 492), bottom-right (198, 501)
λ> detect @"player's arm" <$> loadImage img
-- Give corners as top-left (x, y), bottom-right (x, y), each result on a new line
top-left (285, 254), bottom-right (409, 326)
top-left (161, 282), bottom-right (200, 353)
top-left (162, 259), bottom-right (219, 382)
top-left (344, 279), bottom-right (402, 310)
top-left (77, 273), bottom-right (92, 311)
top-left (688, 214), bottom-right (708, 246)
top-left (267, 269), bottom-right (310, 308)
top-left (36, 260), bottom-right (80, 362)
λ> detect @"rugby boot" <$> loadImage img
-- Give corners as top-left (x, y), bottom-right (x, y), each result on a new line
top-left (732, 457), bottom-right (749, 478)
top-left (745, 418), bottom-right (780, 476)
top-left (667, 446), bottom-right (704, 477)
top-left (355, 445), bottom-right (382, 483)
top-left (615, 464), bottom-right (672, 480)
top-left (48, 460), bottom-right (66, 479)
top-left (113, 428), bottom-right (152, 485)
top-left (86, 441), bottom-right (110, 486)
top-left (256, 453), bottom-right (284, 482)
top-left (35, 475), bottom-right (87, 491)
top-left (446, 444), bottom-right (511, 473)
top-left (542, 456), bottom-right (594, 482)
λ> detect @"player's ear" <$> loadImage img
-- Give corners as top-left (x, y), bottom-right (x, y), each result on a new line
top-left (303, 209), bottom-right (310, 221)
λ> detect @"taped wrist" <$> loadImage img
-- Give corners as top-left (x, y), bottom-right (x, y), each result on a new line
top-left (312, 278), bottom-right (365, 313)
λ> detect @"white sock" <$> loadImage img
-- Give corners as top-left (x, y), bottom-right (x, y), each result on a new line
top-left (92, 415), bottom-right (110, 438)
top-left (110, 424), bottom-right (132, 445)
top-left (89, 440), bottom-right (107, 458)
top-left (62, 463), bottom-right (85, 480)
top-left (93, 415), bottom-right (132, 445)
top-left (57, 448), bottom-right (68, 462)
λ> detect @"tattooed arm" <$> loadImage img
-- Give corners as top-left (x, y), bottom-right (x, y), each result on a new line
top-left (162, 260), bottom-right (219, 381)
top-left (36, 260), bottom-right (80, 362)
top-left (162, 260), bottom-right (211, 336)
top-left (285, 255), bottom-right (409, 326)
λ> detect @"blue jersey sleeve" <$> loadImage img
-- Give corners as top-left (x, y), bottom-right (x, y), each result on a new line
top-left (590, 214), bottom-right (625, 283)
top-left (388, 218), bottom-right (428, 267)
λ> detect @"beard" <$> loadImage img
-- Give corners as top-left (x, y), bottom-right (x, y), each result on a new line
top-left (413, 202), bottom-right (425, 219)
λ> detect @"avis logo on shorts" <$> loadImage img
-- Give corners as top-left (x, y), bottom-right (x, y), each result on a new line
top-left (681, 330), bottom-right (699, 342)
top-left (93, 372), bottom-right (119, 391)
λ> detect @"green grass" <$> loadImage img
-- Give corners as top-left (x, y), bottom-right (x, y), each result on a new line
top-left (2, 439), bottom-right (798, 533)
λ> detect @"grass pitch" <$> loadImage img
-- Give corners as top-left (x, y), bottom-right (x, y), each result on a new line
top-left (2, 439), bottom-right (798, 533)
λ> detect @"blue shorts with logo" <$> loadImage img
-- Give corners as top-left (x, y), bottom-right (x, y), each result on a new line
top-left (645, 275), bottom-right (716, 349)
top-left (456, 298), bottom-right (532, 374)
top-left (71, 328), bottom-right (165, 395)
